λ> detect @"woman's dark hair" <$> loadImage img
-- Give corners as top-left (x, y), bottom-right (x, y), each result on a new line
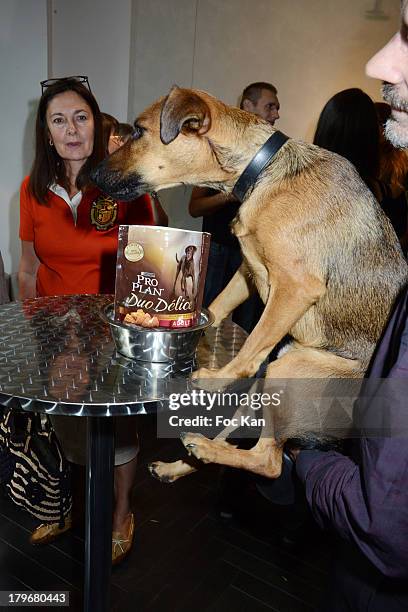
top-left (101, 112), bottom-right (119, 152)
top-left (29, 78), bottom-right (105, 204)
top-left (313, 88), bottom-right (380, 183)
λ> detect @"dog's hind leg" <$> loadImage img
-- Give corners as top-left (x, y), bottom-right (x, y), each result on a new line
top-left (262, 344), bottom-right (362, 442)
top-left (209, 262), bottom-right (255, 326)
top-left (147, 383), bottom-right (252, 484)
top-left (181, 434), bottom-right (282, 478)
top-left (181, 346), bottom-right (361, 477)
top-left (147, 403), bottom-right (243, 484)
top-left (182, 379), bottom-right (281, 477)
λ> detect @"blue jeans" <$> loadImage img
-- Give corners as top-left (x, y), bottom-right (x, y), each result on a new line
top-left (203, 242), bottom-right (263, 333)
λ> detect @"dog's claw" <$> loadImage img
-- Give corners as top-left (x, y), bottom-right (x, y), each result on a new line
top-left (180, 432), bottom-right (212, 463)
top-left (148, 462), bottom-right (176, 484)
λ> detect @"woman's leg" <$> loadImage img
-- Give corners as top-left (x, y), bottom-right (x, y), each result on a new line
top-left (111, 454), bottom-right (138, 565)
top-left (112, 456), bottom-right (138, 531)
top-left (112, 417), bottom-right (139, 538)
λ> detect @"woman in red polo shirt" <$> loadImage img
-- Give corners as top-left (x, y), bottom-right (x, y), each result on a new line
top-left (18, 76), bottom-right (163, 564)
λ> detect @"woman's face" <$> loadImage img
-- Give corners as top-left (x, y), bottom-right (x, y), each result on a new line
top-left (46, 90), bottom-right (94, 166)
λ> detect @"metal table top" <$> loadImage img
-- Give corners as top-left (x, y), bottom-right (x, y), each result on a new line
top-left (0, 295), bottom-right (247, 417)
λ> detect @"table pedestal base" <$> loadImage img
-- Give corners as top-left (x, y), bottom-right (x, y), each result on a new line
top-left (84, 417), bottom-right (115, 612)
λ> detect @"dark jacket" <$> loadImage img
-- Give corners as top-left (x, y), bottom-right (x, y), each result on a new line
top-left (296, 287), bottom-right (408, 581)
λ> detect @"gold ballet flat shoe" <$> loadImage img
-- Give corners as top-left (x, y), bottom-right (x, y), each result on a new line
top-left (112, 513), bottom-right (135, 566)
top-left (29, 515), bottom-right (72, 546)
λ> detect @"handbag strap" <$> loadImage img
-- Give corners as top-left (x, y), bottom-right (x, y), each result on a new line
top-left (0, 406), bottom-right (14, 442)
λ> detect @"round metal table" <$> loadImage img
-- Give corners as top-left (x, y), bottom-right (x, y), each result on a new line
top-left (0, 294), bottom-right (246, 612)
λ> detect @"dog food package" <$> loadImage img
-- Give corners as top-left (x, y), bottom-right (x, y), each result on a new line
top-left (114, 225), bottom-right (211, 328)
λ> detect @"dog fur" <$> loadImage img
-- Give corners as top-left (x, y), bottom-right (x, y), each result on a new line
top-left (92, 86), bottom-right (408, 481)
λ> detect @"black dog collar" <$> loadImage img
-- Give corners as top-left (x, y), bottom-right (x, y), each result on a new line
top-left (232, 131), bottom-right (289, 202)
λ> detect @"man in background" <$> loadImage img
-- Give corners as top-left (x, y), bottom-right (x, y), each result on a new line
top-left (240, 81), bottom-right (280, 125)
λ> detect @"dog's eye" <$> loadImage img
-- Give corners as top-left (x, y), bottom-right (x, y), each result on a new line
top-left (132, 125), bottom-right (145, 140)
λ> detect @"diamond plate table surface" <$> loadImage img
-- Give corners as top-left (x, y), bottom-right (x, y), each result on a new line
top-left (0, 294), bottom-right (247, 416)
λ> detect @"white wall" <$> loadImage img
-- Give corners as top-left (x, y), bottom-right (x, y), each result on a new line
top-left (129, 0), bottom-right (400, 139)
top-left (128, 0), bottom-right (200, 231)
top-left (0, 0), bottom-right (48, 280)
top-left (50, 0), bottom-right (132, 121)
top-left (128, 0), bottom-right (197, 119)
top-left (192, 0), bottom-right (400, 141)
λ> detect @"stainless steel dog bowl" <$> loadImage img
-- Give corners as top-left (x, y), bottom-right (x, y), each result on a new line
top-left (100, 303), bottom-right (214, 363)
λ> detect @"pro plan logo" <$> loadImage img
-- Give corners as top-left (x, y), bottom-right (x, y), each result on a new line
top-left (90, 195), bottom-right (117, 231)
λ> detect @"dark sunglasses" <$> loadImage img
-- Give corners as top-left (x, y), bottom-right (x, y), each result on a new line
top-left (40, 75), bottom-right (91, 94)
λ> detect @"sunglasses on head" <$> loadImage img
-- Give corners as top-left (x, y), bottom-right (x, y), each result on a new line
top-left (40, 75), bottom-right (91, 94)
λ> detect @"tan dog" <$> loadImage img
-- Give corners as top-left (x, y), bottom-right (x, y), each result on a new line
top-left (92, 86), bottom-right (408, 481)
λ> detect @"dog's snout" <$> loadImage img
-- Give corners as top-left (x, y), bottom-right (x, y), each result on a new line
top-left (91, 161), bottom-right (147, 201)
top-left (91, 161), bottom-right (123, 196)
top-left (90, 161), bottom-right (107, 187)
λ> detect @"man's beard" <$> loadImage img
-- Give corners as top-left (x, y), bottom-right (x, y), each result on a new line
top-left (382, 82), bottom-right (408, 148)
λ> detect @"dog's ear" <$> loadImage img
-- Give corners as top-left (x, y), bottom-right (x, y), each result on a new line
top-left (160, 86), bottom-right (211, 145)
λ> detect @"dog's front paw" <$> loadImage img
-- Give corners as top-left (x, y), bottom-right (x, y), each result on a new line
top-left (148, 461), bottom-right (177, 483)
top-left (210, 316), bottom-right (224, 328)
top-left (181, 432), bottom-right (237, 464)
top-left (191, 366), bottom-right (218, 380)
top-left (191, 367), bottom-right (236, 393)
top-left (148, 459), bottom-right (197, 483)
top-left (193, 365), bottom-right (242, 379)
top-left (207, 307), bottom-right (226, 328)
top-left (180, 432), bottom-right (215, 463)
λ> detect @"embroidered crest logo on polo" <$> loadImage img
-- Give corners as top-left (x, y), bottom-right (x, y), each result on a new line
top-left (90, 195), bottom-right (118, 230)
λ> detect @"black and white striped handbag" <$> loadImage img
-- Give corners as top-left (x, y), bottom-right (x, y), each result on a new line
top-left (0, 406), bottom-right (72, 526)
